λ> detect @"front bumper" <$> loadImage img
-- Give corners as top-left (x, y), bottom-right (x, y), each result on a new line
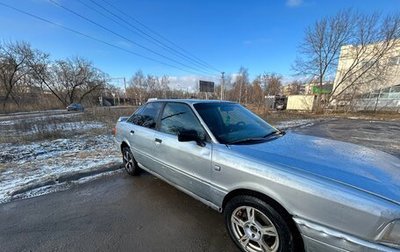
top-left (294, 217), bottom-right (399, 252)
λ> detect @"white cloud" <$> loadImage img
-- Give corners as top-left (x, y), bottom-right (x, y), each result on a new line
top-left (286, 0), bottom-right (303, 7)
top-left (168, 75), bottom-right (219, 93)
top-left (243, 38), bottom-right (271, 46)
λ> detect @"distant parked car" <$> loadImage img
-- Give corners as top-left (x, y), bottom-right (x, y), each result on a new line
top-left (66, 103), bottom-right (84, 112)
top-left (114, 99), bottom-right (400, 252)
top-left (276, 103), bottom-right (285, 110)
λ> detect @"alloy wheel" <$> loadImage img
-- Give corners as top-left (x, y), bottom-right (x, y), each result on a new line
top-left (231, 206), bottom-right (279, 252)
top-left (123, 149), bottom-right (134, 174)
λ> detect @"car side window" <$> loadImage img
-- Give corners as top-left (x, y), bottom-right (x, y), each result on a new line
top-left (127, 102), bottom-right (162, 129)
top-left (160, 103), bottom-right (206, 139)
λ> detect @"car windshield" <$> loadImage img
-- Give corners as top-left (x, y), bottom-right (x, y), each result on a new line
top-left (193, 102), bottom-right (278, 144)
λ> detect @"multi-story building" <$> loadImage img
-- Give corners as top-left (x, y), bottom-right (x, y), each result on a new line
top-left (332, 40), bottom-right (400, 111)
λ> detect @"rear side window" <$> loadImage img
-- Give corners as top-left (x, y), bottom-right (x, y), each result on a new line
top-left (160, 103), bottom-right (205, 138)
top-left (127, 102), bottom-right (163, 129)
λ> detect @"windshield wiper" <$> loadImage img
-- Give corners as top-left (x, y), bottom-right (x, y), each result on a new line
top-left (226, 137), bottom-right (266, 145)
top-left (226, 130), bottom-right (285, 145)
top-left (262, 129), bottom-right (285, 138)
top-left (161, 111), bottom-right (186, 121)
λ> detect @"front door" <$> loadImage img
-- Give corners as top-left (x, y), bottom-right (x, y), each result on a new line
top-left (152, 102), bottom-right (212, 201)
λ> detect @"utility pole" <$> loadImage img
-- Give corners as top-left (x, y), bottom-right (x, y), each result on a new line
top-left (221, 72), bottom-right (225, 100)
top-left (123, 77), bottom-right (126, 94)
top-left (239, 73), bottom-right (243, 104)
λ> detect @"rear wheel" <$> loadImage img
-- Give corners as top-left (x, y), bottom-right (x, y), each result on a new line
top-left (122, 147), bottom-right (141, 176)
top-left (224, 195), bottom-right (296, 252)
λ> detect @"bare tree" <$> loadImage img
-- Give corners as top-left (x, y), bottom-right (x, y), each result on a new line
top-left (263, 73), bottom-right (282, 96)
top-left (127, 70), bottom-right (147, 104)
top-left (160, 75), bottom-right (170, 98)
top-left (293, 10), bottom-right (400, 111)
top-left (0, 41), bottom-right (40, 109)
top-left (286, 80), bottom-right (304, 95)
top-left (232, 67), bottom-right (249, 104)
top-left (331, 14), bottom-right (400, 111)
top-left (293, 10), bottom-right (354, 111)
top-left (251, 75), bottom-right (264, 107)
top-left (47, 57), bottom-right (106, 106)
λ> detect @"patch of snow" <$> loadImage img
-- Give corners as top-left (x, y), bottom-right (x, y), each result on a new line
top-left (0, 112), bottom-right (81, 126)
top-left (0, 134), bottom-right (121, 203)
top-left (9, 169), bottom-right (124, 202)
top-left (1, 121), bottom-right (105, 137)
top-left (274, 119), bottom-right (317, 130)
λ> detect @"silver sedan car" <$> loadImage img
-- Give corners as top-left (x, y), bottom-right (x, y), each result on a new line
top-left (114, 99), bottom-right (400, 252)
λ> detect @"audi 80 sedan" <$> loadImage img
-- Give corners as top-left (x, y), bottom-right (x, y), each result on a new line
top-left (114, 99), bottom-right (400, 252)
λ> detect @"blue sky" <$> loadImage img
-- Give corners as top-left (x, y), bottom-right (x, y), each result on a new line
top-left (0, 0), bottom-right (398, 88)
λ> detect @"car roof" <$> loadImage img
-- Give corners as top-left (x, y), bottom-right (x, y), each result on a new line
top-left (146, 99), bottom-right (234, 105)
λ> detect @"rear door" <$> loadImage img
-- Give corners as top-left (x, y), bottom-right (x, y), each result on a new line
top-left (125, 102), bottom-right (163, 169)
top-left (152, 102), bottom-right (212, 201)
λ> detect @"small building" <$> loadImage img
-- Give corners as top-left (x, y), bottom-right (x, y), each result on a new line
top-left (286, 95), bottom-right (316, 111)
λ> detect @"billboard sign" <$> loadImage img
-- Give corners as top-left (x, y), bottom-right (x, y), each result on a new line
top-left (199, 80), bottom-right (214, 92)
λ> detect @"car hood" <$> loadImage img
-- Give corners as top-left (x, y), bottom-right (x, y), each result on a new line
top-left (229, 132), bottom-right (400, 205)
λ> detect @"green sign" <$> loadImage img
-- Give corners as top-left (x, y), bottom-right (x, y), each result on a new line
top-left (312, 86), bottom-right (331, 94)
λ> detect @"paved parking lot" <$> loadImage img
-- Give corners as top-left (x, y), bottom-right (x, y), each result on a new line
top-left (292, 118), bottom-right (400, 158)
top-left (0, 118), bottom-right (399, 252)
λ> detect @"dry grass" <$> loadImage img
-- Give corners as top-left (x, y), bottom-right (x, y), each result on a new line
top-left (0, 106), bottom-right (137, 144)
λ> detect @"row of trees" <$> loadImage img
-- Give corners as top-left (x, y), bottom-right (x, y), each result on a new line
top-left (126, 70), bottom-right (170, 105)
top-left (224, 68), bottom-right (284, 106)
top-left (125, 67), bottom-right (287, 106)
top-left (0, 41), bottom-right (108, 112)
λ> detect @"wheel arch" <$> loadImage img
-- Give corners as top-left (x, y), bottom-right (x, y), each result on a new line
top-left (222, 188), bottom-right (305, 251)
top-left (120, 141), bottom-right (130, 152)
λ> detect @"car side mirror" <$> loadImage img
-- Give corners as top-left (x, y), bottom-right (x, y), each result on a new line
top-left (178, 130), bottom-right (206, 147)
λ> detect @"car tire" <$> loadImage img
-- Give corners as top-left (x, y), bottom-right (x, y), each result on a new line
top-left (224, 195), bottom-right (296, 252)
top-left (122, 147), bottom-right (141, 176)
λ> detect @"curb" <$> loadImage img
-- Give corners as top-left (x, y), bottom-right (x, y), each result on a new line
top-left (10, 162), bottom-right (123, 197)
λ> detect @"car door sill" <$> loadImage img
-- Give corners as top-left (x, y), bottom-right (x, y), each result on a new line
top-left (137, 162), bottom-right (221, 212)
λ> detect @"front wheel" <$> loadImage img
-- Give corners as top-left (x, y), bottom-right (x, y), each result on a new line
top-left (224, 196), bottom-right (296, 252)
top-left (122, 147), bottom-right (141, 176)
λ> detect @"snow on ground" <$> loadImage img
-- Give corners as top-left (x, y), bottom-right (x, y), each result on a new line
top-left (0, 118), bottom-right (103, 137)
top-left (0, 134), bottom-right (120, 203)
top-left (274, 119), bottom-right (320, 130)
top-left (0, 112), bottom-right (82, 126)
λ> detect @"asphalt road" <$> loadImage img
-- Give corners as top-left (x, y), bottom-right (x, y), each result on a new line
top-left (0, 172), bottom-right (239, 252)
top-left (1, 118), bottom-right (399, 252)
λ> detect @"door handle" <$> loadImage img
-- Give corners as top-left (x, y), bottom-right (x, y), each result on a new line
top-left (130, 130), bottom-right (135, 135)
top-left (155, 138), bottom-right (162, 143)
top-left (214, 165), bottom-right (221, 172)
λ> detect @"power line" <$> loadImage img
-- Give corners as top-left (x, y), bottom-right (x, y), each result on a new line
top-left (77, 0), bottom-right (218, 75)
top-left (49, 0), bottom-right (213, 76)
top-left (0, 1), bottom-right (214, 76)
top-left (98, 0), bottom-right (222, 73)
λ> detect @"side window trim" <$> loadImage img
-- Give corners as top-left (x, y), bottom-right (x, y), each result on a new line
top-left (154, 102), bottom-right (166, 131)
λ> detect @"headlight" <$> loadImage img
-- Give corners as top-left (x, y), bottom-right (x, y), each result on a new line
top-left (377, 220), bottom-right (400, 248)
